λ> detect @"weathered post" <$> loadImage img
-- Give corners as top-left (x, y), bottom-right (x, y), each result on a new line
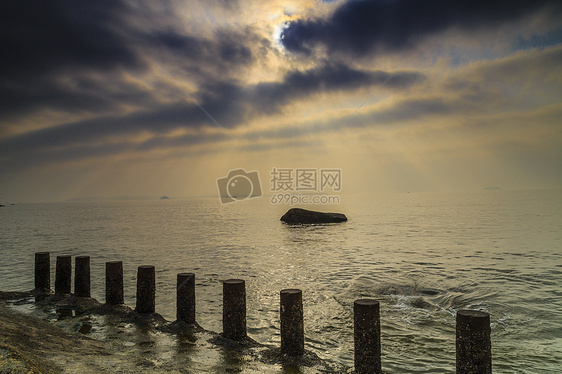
top-left (105, 261), bottom-right (124, 305)
top-left (136, 265), bottom-right (155, 313)
top-left (34, 252), bottom-right (50, 291)
top-left (74, 256), bottom-right (91, 297)
top-left (280, 288), bottom-right (304, 356)
top-left (177, 273), bottom-right (196, 324)
top-left (222, 279), bottom-right (246, 340)
top-left (354, 299), bottom-right (382, 374)
top-left (456, 310), bottom-right (492, 374)
top-left (55, 255), bottom-right (72, 294)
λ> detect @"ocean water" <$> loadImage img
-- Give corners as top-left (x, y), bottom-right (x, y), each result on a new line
top-left (0, 189), bottom-right (561, 373)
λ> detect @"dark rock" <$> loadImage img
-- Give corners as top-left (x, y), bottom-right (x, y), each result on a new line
top-left (418, 288), bottom-right (441, 296)
top-left (160, 195), bottom-right (170, 199)
top-left (280, 208), bottom-right (347, 224)
top-left (0, 290), bottom-right (34, 300)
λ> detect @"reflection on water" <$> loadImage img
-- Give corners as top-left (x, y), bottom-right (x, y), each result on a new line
top-left (1, 189), bottom-right (561, 372)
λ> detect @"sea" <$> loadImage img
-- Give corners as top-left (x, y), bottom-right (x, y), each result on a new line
top-left (0, 189), bottom-right (561, 373)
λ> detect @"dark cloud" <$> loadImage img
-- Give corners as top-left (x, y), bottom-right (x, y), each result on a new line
top-left (0, 72), bottom-right (159, 125)
top-left (361, 98), bottom-right (452, 125)
top-left (281, 0), bottom-right (562, 56)
top-left (249, 64), bottom-right (425, 114)
top-left (0, 61), bottom-right (424, 167)
top-left (153, 28), bottom-right (257, 74)
top-left (0, 0), bottom-right (144, 125)
top-left (0, 0), bottom-right (265, 127)
top-left (0, 0), bottom-right (139, 78)
top-left (0, 0), bottom-right (429, 170)
top-left (0, 101), bottom-right (211, 156)
top-left (0, 131), bottom-right (228, 174)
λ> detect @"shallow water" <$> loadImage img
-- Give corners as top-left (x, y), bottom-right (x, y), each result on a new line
top-left (1, 189), bottom-right (561, 372)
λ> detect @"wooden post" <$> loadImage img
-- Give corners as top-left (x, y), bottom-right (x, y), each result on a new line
top-left (34, 252), bottom-right (50, 291)
top-left (223, 279), bottom-right (246, 340)
top-left (456, 310), bottom-right (492, 373)
top-left (280, 289), bottom-right (304, 356)
top-left (105, 261), bottom-right (124, 305)
top-left (74, 256), bottom-right (91, 297)
top-left (354, 299), bottom-right (382, 374)
top-left (55, 255), bottom-right (72, 294)
top-left (136, 265), bottom-right (155, 313)
top-left (177, 273), bottom-right (196, 324)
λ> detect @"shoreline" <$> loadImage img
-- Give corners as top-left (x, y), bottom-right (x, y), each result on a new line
top-left (0, 290), bottom-right (350, 373)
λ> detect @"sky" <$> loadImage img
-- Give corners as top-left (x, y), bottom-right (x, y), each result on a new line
top-left (1, 0), bottom-right (561, 202)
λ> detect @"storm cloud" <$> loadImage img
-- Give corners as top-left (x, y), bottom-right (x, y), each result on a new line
top-left (0, 63), bottom-right (424, 163)
top-left (0, 0), bottom-right (264, 125)
top-left (249, 64), bottom-right (425, 114)
top-left (281, 0), bottom-right (562, 56)
top-left (0, 0), bottom-right (139, 77)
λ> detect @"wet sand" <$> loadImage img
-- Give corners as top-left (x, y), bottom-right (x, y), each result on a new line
top-left (0, 298), bottom-right (107, 373)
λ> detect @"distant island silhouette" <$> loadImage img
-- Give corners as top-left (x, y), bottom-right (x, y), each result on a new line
top-left (160, 196), bottom-right (170, 199)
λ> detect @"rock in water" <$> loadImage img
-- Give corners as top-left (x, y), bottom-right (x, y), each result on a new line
top-left (280, 208), bottom-right (347, 224)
